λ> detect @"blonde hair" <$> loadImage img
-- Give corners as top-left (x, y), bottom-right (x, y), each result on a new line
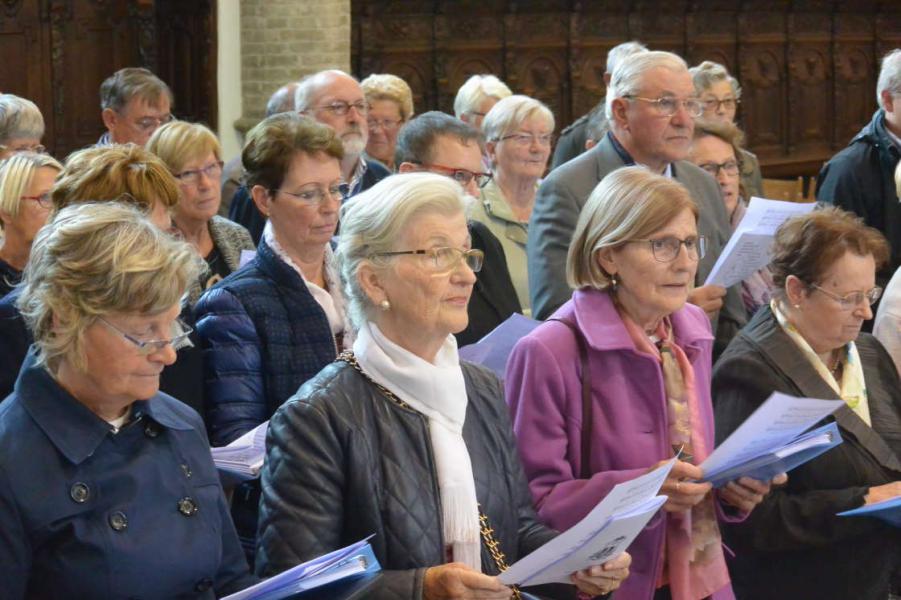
top-left (145, 120), bottom-right (222, 174)
top-left (52, 144), bottom-right (180, 212)
top-left (567, 166), bottom-right (698, 290)
top-left (337, 173), bottom-right (467, 329)
top-left (482, 94), bottom-right (555, 141)
top-left (0, 152), bottom-right (62, 226)
top-left (17, 202), bottom-right (199, 373)
top-left (453, 75), bottom-right (512, 119)
top-left (361, 73), bottom-right (415, 121)
top-left (0, 94), bottom-right (45, 145)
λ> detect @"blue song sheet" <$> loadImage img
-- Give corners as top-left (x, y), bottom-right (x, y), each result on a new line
top-left (838, 496), bottom-right (901, 528)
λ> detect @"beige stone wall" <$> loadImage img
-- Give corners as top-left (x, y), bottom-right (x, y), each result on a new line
top-left (236, 0), bottom-right (351, 134)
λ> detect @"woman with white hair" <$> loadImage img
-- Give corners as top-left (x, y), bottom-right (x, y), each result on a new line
top-left (0, 94), bottom-right (45, 159)
top-left (361, 73), bottom-right (414, 170)
top-left (508, 167), bottom-right (780, 600)
top-left (454, 74), bottom-right (512, 130)
top-left (255, 172), bottom-right (632, 599)
top-left (474, 94), bottom-right (555, 315)
top-left (689, 61), bottom-right (763, 199)
top-left (0, 152), bottom-right (62, 296)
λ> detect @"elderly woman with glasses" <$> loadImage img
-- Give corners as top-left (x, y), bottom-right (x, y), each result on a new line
top-left (146, 121), bottom-right (254, 304)
top-left (0, 202), bottom-right (256, 598)
top-left (713, 207), bottom-right (901, 600)
top-left (361, 73), bottom-right (414, 171)
top-left (0, 94), bottom-right (46, 159)
top-left (472, 95), bottom-right (555, 317)
top-left (0, 152), bottom-right (62, 297)
top-left (688, 61), bottom-right (762, 199)
top-left (507, 167), bottom-right (779, 600)
top-left (255, 172), bottom-right (631, 599)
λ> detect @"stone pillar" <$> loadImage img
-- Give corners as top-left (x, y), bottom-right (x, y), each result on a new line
top-left (236, 0), bottom-right (351, 134)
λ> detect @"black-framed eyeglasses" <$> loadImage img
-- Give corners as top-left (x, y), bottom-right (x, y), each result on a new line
top-left (698, 160), bottom-right (740, 177)
top-left (99, 317), bottom-right (194, 356)
top-left (20, 191), bottom-right (53, 209)
top-left (627, 235), bottom-right (707, 262)
top-left (420, 163), bottom-right (492, 188)
top-left (701, 97), bottom-right (740, 112)
top-left (810, 283), bottom-right (883, 310)
top-left (623, 95), bottom-right (704, 118)
top-left (313, 100), bottom-right (369, 116)
top-left (175, 161), bottom-right (224, 186)
top-left (371, 247), bottom-right (484, 273)
top-left (270, 183), bottom-right (344, 206)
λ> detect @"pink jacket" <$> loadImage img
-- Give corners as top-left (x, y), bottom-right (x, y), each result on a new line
top-left (505, 289), bottom-right (735, 600)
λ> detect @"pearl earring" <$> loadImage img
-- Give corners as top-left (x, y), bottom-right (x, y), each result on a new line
top-left (380, 300), bottom-right (391, 311)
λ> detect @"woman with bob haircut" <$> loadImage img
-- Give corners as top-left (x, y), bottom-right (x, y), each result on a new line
top-left (0, 93), bottom-right (45, 159)
top-left (361, 73), bottom-right (414, 171)
top-left (713, 207), bottom-right (901, 600)
top-left (146, 120), bottom-right (254, 303)
top-left (0, 202), bottom-right (256, 598)
top-left (255, 172), bottom-right (632, 599)
top-left (0, 152), bottom-right (62, 296)
top-left (474, 94), bottom-right (555, 316)
top-left (507, 166), bottom-right (780, 600)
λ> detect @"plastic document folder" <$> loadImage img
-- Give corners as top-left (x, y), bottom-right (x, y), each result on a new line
top-left (457, 313), bottom-right (540, 382)
top-left (700, 392), bottom-right (844, 487)
top-left (838, 496), bottom-right (901, 528)
top-left (211, 421), bottom-right (268, 486)
top-left (223, 537), bottom-right (381, 600)
top-left (498, 459), bottom-right (674, 587)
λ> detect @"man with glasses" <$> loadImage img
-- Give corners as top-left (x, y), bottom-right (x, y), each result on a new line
top-left (294, 69), bottom-right (390, 198)
top-left (529, 50), bottom-right (745, 356)
top-left (97, 67), bottom-right (173, 146)
top-left (395, 111), bottom-right (521, 345)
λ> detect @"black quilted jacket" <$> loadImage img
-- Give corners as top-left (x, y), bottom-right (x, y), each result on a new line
top-left (255, 358), bottom-right (577, 599)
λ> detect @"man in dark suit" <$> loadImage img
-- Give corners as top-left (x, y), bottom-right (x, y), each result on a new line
top-left (395, 111), bottom-right (522, 346)
top-left (529, 50), bottom-right (745, 354)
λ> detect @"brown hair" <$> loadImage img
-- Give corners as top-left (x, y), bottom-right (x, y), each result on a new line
top-left (692, 118), bottom-right (747, 198)
top-left (242, 112), bottom-right (343, 191)
top-left (770, 206), bottom-right (889, 292)
top-left (51, 144), bottom-right (180, 212)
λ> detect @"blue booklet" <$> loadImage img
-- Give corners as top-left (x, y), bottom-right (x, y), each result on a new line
top-left (224, 537), bottom-right (381, 600)
top-left (458, 313), bottom-right (540, 382)
top-left (838, 495), bottom-right (901, 528)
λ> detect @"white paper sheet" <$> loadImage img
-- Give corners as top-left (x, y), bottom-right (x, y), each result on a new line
top-left (498, 459), bottom-right (675, 587)
top-left (705, 197), bottom-right (815, 288)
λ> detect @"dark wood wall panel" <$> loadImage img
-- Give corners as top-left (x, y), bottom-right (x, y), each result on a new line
top-left (0, 0), bottom-right (216, 159)
top-left (352, 0), bottom-right (901, 178)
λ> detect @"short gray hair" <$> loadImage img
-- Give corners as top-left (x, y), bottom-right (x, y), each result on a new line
top-left (266, 82), bottom-right (300, 117)
top-left (100, 67), bottom-right (173, 112)
top-left (689, 61), bottom-right (742, 99)
top-left (606, 41), bottom-right (649, 75)
top-left (482, 95), bottom-right (555, 142)
top-left (337, 173), bottom-right (467, 329)
top-left (605, 51), bottom-right (688, 120)
top-left (877, 48), bottom-right (901, 109)
top-left (0, 94), bottom-right (45, 145)
top-left (453, 74), bottom-right (512, 119)
top-left (294, 69), bottom-right (359, 113)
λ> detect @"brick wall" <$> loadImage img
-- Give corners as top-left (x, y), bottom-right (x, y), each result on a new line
top-left (236, 0), bottom-right (350, 133)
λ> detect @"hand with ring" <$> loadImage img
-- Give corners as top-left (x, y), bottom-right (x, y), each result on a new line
top-left (648, 459), bottom-right (712, 512)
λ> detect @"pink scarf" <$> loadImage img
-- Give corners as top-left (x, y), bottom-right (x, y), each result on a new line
top-left (620, 311), bottom-right (731, 600)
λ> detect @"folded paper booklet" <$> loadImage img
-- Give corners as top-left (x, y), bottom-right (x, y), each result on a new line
top-left (211, 421), bottom-right (268, 486)
top-left (498, 459), bottom-right (675, 588)
top-left (700, 392), bottom-right (844, 487)
top-left (838, 495), bottom-right (901, 528)
top-left (458, 313), bottom-right (540, 382)
top-left (224, 537), bottom-right (381, 600)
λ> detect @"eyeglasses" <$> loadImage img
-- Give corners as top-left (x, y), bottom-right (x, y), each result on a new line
top-left (313, 100), bottom-right (369, 116)
top-left (0, 143), bottom-right (46, 155)
top-left (497, 133), bottom-right (554, 147)
top-left (20, 192), bottom-right (53, 209)
top-left (372, 247), bottom-right (485, 273)
top-left (99, 317), bottom-right (194, 356)
top-left (810, 283), bottom-right (883, 310)
top-left (627, 236), bottom-right (707, 262)
top-left (698, 160), bottom-right (740, 177)
top-left (367, 117), bottom-right (403, 131)
top-left (421, 163), bottom-right (492, 188)
top-left (131, 114), bottom-right (173, 132)
top-left (623, 95), bottom-right (704, 118)
top-left (271, 184), bottom-right (343, 206)
top-left (701, 97), bottom-right (740, 112)
top-left (175, 161), bottom-right (224, 186)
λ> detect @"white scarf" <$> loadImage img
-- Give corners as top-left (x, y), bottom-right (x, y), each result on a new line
top-left (353, 321), bottom-right (481, 571)
top-left (263, 222), bottom-right (351, 343)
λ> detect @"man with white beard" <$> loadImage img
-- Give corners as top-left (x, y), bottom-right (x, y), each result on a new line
top-left (295, 69), bottom-right (390, 198)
